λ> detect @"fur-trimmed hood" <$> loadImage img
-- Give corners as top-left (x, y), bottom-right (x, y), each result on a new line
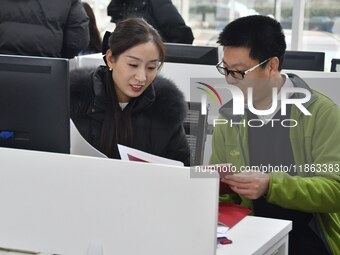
top-left (70, 66), bottom-right (187, 127)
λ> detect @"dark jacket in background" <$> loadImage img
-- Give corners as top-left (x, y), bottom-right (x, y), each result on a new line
top-left (0, 0), bottom-right (89, 58)
top-left (70, 66), bottom-right (190, 166)
top-left (107, 0), bottom-right (194, 44)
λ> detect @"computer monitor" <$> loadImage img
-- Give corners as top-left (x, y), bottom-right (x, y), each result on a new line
top-left (282, 50), bottom-right (325, 71)
top-left (331, 58), bottom-right (340, 72)
top-left (0, 54), bottom-right (70, 153)
top-left (164, 43), bottom-right (218, 65)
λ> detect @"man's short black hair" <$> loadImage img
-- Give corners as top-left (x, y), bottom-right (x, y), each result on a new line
top-left (217, 15), bottom-right (286, 70)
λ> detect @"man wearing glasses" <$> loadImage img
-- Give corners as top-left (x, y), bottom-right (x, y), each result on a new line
top-left (209, 15), bottom-right (340, 255)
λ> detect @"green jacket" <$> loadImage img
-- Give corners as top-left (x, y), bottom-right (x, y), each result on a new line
top-left (209, 74), bottom-right (340, 255)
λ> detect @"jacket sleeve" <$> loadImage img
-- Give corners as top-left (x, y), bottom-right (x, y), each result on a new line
top-left (267, 104), bottom-right (340, 213)
top-left (149, 0), bottom-right (194, 44)
top-left (70, 68), bottom-right (95, 119)
top-left (165, 124), bottom-right (190, 166)
top-left (62, 0), bottom-right (90, 58)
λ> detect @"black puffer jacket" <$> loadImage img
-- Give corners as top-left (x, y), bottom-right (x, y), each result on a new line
top-left (0, 0), bottom-right (89, 58)
top-left (107, 0), bottom-right (194, 44)
top-left (70, 66), bottom-right (190, 166)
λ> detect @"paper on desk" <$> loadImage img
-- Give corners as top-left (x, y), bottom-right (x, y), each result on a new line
top-left (217, 223), bottom-right (230, 237)
top-left (70, 120), bottom-right (107, 158)
top-left (118, 144), bottom-right (184, 166)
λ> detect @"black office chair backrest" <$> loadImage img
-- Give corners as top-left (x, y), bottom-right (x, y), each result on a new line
top-left (184, 102), bottom-right (208, 166)
top-left (331, 58), bottom-right (340, 72)
top-left (282, 50), bottom-right (325, 71)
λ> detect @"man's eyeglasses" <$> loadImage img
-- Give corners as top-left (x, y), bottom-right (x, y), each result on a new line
top-left (216, 58), bottom-right (271, 80)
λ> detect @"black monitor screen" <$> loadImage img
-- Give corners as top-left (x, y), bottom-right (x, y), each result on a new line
top-left (0, 54), bottom-right (70, 154)
top-left (282, 50), bottom-right (325, 71)
top-left (164, 43), bottom-right (218, 65)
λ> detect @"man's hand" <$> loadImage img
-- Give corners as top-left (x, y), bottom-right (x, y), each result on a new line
top-left (221, 171), bottom-right (270, 200)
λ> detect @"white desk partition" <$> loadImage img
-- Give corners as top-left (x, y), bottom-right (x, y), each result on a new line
top-left (72, 53), bottom-right (104, 70)
top-left (0, 148), bottom-right (219, 255)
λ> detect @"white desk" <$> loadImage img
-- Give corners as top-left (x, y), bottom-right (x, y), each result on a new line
top-left (217, 216), bottom-right (292, 255)
top-left (0, 216), bottom-right (292, 255)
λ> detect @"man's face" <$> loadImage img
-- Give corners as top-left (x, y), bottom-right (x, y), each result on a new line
top-left (222, 46), bottom-right (275, 108)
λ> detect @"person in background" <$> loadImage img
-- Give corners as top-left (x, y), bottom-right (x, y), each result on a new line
top-left (0, 0), bottom-right (89, 58)
top-left (70, 17), bottom-right (190, 165)
top-left (209, 15), bottom-right (340, 255)
top-left (80, 2), bottom-right (102, 55)
top-left (107, 0), bottom-right (194, 44)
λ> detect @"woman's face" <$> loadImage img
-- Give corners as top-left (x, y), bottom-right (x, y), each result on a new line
top-left (106, 41), bottom-right (160, 103)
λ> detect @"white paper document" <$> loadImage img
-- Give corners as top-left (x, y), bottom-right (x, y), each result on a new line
top-left (217, 223), bottom-right (230, 238)
top-left (118, 144), bottom-right (184, 166)
top-left (70, 120), bottom-right (107, 158)
top-left (70, 120), bottom-right (183, 166)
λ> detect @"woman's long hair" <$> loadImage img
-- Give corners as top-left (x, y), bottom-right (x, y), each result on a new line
top-left (99, 18), bottom-right (165, 158)
top-left (83, 2), bottom-right (102, 53)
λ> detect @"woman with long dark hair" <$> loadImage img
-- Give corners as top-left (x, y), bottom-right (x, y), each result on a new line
top-left (81, 2), bottom-right (102, 54)
top-left (70, 17), bottom-right (190, 165)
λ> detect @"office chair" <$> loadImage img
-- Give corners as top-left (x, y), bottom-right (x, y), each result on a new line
top-left (282, 50), bottom-right (325, 71)
top-left (331, 58), bottom-right (340, 72)
top-left (184, 102), bottom-right (208, 166)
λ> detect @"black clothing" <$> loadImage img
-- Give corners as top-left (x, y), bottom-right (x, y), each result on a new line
top-left (247, 105), bottom-right (296, 175)
top-left (107, 0), bottom-right (194, 44)
top-left (0, 0), bottom-right (89, 58)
